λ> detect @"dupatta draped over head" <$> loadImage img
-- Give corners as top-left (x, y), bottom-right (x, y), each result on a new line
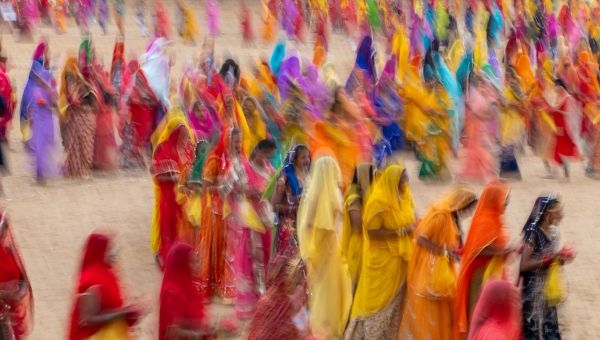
top-left (69, 233), bottom-right (124, 340)
top-left (467, 280), bottom-right (522, 340)
top-left (20, 42), bottom-right (53, 123)
top-left (455, 182), bottom-right (509, 338)
top-left (159, 243), bottom-right (205, 339)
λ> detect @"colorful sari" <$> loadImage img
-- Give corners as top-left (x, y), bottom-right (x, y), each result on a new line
top-left (0, 61), bottom-right (15, 145)
top-left (150, 115), bottom-right (195, 264)
top-left (68, 233), bottom-right (132, 340)
top-left (20, 44), bottom-right (59, 179)
top-left (455, 182), bottom-right (510, 339)
top-left (127, 67), bottom-right (160, 164)
top-left (60, 53), bottom-right (98, 178)
top-left (398, 188), bottom-right (477, 340)
top-left (297, 156), bottom-right (352, 338)
top-left (0, 212), bottom-right (33, 340)
top-left (92, 62), bottom-right (118, 172)
top-left (468, 280), bottom-right (522, 340)
top-left (221, 152), bottom-right (273, 319)
top-left (346, 165), bottom-right (415, 340)
top-left (198, 130), bottom-right (235, 299)
top-left (159, 243), bottom-right (207, 339)
top-left (341, 163), bottom-right (374, 291)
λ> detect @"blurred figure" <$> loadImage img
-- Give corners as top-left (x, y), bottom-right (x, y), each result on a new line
top-left (455, 182), bottom-right (513, 339)
top-left (520, 196), bottom-right (574, 339)
top-left (247, 255), bottom-right (310, 339)
top-left (271, 144), bottom-right (311, 257)
top-left (20, 42), bottom-right (59, 185)
top-left (0, 211), bottom-right (33, 339)
top-left (153, 0), bottom-right (171, 39)
top-left (61, 39), bottom-right (98, 178)
top-left (150, 113), bottom-right (195, 268)
top-left (134, 0), bottom-right (148, 36)
top-left (468, 280), bottom-right (522, 340)
top-left (0, 46), bottom-right (15, 194)
top-left (346, 165), bottom-right (415, 339)
top-left (297, 156), bottom-right (352, 338)
top-left (241, 0), bottom-right (254, 45)
top-left (68, 233), bottom-right (144, 339)
top-left (206, 0), bottom-right (220, 38)
top-left (398, 188), bottom-right (478, 340)
top-left (159, 243), bottom-right (209, 339)
top-left (176, 0), bottom-right (199, 44)
top-left (221, 137), bottom-right (275, 319)
top-left (197, 128), bottom-right (238, 300)
top-left (341, 163), bottom-right (375, 291)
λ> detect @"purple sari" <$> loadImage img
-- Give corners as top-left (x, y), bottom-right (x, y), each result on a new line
top-left (20, 60), bottom-right (58, 178)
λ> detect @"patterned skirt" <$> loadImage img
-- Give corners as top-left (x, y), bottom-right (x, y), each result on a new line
top-left (64, 105), bottom-right (96, 178)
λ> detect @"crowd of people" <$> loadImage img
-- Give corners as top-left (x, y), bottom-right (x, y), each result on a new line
top-left (0, 0), bottom-right (594, 339)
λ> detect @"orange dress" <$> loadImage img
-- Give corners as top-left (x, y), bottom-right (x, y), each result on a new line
top-left (198, 156), bottom-right (235, 299)
top-left (454, 183), bottom-right (510, 339)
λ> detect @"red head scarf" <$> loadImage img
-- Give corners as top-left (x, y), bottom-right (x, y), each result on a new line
top-left (110, 41), bottom-right (125, 80)
top-left (32, 42), bottom-right (46, 63)
top-left (468, 280), bottom-right (522, 340)
top-left (159, 243), bottom-right (205, 339)
top-left (69, 233), bottom-right (124, 340)
top-left (455, 182), bottom-right (509, 338)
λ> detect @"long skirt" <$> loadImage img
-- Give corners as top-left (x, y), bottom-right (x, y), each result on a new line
top-left (93, 106), bottom-right (118, 171)
top-left (64, 105), bottom-right (96, 178)
top-left (344, 290), bottom-right (405, 340)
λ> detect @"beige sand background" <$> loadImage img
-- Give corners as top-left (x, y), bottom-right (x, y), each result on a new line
top-left (0, 0), bottom-right (597, 338)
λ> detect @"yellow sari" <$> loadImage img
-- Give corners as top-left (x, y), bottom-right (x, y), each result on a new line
top-left (297, 156), bottom-right (352, 339)
top-left (346, 165), bottom-right (415, 339)
top-left (398, 188), bottom-right (477, 340)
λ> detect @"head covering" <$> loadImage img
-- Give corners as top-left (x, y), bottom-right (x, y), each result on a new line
top-left (78, 37), bottom-right (93, 79)
top-left (467, 280), bottom-right (522, 340)
top-left (297, 156), bottom-right (343, 257)
top-left (69, 233), bottom-right (124, 340)
top-left (159, 243), bottom-right (205, 340)
top-left (282, 144), bottom-right (310, 197)
top-left (32, 42), bottom-right (46, 64)
top-left (522, 195), bottom-right (560, 240)
top-left (363, 165), bottom-right (415, 230)
top-left (355, 36), bottom-right (376, 81)
top-left (455, 182), bottom-right (509, 338)
top-left (270, 40), bottom-right (286, 76)
top-left (141, 38), bottom-right (172, 108)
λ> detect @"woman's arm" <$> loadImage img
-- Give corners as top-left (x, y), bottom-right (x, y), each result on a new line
top-left (348, 205), bottom-right (362, 233)
top-left (271, 177), bottom-right (292, 214)
top-left (78, 287), bottom-right (137, 327)
top-left (519, 243), bottom-right (552, 272)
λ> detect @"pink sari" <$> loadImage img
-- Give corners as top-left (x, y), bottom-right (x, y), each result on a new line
top-left (224, 158), bottom-right (273, 319)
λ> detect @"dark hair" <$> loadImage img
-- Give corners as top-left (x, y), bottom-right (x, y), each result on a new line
top-left (554, 78), bottom-right (568, 91)
top-left (256, 139), bottom-right (277, 151)
top-left (219, 59), bottom-right (240, 84)
top-left (293, 145), bottom-right (310, 163)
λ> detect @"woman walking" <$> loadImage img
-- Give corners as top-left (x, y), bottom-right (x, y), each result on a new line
top-left (68, 233), bottom-right (144, 339)
top-left (520, 196), bottom-right (574, 339)
top-left (297, 156), bottom-right (352, 338)
top-left (398, 188), bottom-right (478, 340)
top-left (346, 165), bottom-right (416, 339)
top-left (20, 42), bottom-right (59, 184)
top-left (60, 40), bottom-right (98, 178)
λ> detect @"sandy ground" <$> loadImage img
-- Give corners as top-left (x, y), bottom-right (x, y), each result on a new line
top-left (0, 1), bottom-right (598, 339)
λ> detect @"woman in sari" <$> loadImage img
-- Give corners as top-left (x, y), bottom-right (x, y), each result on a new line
top-left (520, 196), bottom-right (574, 339)
top-left (398, 188), bottom-right (478, 340)
top-left (0, 211), bottom-right (33, 339)
top-left (247, 254), bottom-right (310, 339)
top-left (68, 233), bottom-right (143, 339)
top-left (20, 42), bottom-right (58, 184)
top-left (150, 114), bottom-right (196, 268)
top-left (159, 243), bottom-right (209, 339)
top-left (61, 43), bottom-right (98, 179)
top-left (455, 182), bottom-right (513, 339)
top-left (341, 163), bottom-right (375, 291)
top-left (271, 144), bottom-right (311, 256)
top-left (346, 165), bottom-right (415, 340)
top-left (188, 98), bottom-right (220, 142)
top-left (468, 280), bottom-right (522, 340)
top-left (221, 138), bottom-right (276, 319)
top-left (297, 156), bottom-right (352, 339)
top-left (198, 128), bottom-right (237, 300)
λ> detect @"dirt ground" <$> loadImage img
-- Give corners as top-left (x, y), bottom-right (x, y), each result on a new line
top-left (0, 1), bottom-right (598, 339)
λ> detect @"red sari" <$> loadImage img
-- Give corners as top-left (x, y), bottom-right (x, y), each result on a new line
top-left (68, 234), bottom-right (129, 340)
top-left (468, 280), bottom-right (522, 340)
top-left (0, 213), bottom-right (33, 340)
top-left (151, 123), bottom-right (195, 264)
top-left (92, 64), bottom-right (118, 172)
top-left (159, 243), bottom-right (208, 340)
top-left (455, 183), bottom-right (509, 340)
top-left (0, 63), bottom-right (15, 143)
top-left (128, 69), bottom-right (160, 160)
top-left (549, 101), bottom-right (580, 165)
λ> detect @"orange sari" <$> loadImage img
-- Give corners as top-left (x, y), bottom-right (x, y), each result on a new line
top-left (455, 183), bottom-right (509, 339)
top-left (398, 189), bottom-right (477, 340)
